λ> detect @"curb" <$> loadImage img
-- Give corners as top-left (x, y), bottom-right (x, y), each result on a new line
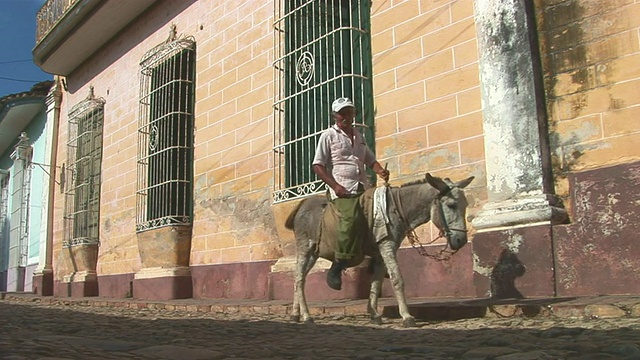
top-left (2, 292), bottom-right (640, 321)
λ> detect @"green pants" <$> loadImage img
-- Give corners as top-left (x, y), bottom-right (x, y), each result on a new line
top-left (331, 187), bottom-right (365, 261)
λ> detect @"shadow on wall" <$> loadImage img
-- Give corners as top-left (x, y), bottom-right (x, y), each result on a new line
top-left (489, 249), bottom-right (544, 317)
top-left (540, 1), bottom-right (589, 188)
top-left (490, 249), bottom-right (525, 299)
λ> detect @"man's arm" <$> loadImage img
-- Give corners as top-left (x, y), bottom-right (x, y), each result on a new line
top-left (313, 164), bottom-right (349, 198)
top-left (361, 140), bottom-right (389, 182)
top-left (369, 161), bottom-right (390, 182)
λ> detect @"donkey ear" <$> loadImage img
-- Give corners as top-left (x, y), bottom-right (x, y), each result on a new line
top-left (425, 173), bottom-right (451, 194)
top-left (454, 176), bottom-right (475, 189)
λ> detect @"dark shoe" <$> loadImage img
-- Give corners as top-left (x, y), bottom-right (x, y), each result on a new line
top-left (326, 261), bottom-right (345, 290)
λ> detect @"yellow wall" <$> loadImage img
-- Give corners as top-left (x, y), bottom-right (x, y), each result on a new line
top-left (52, 0), bottom-right (640, 280)
top-left (370, 0), bottom-right (485, 240)
top-left (52, 0), bottom-right (280, 278)
top-left (53, 0), bottom-right (486, 278)
top-left (537, 0), bottom-right (640, 202)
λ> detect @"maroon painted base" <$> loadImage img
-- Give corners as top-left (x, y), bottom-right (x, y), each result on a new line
top-left (32, 272), bottom-right (53, 296)
top-left (270, 266), bottom-right (373, 301)
top-left (192, 262), bottom-right (274, 299)
top-left (553, 161), bottom-right (640, 296)
top-left (133, 276), bottom-right (192, 300)
top-left (467, 162), bottom-right (640, 299)
top-left (472, 225), bottom-right (555, 299)
top-left (99, 273), bottom-right (135, 298)
top-left (381, 245), bottom-right (475, 299)
top-left (270, 245), bottom-right (475, 301)
top-left (43, 161), bottom-right (640, 301)
top-left (54, 280), bottom-right (99, 297)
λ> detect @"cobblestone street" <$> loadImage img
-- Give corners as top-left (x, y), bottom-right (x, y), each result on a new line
top-left (2, 297), bottom-right (640, 360)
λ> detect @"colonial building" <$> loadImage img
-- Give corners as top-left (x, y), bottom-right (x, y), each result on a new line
top-left (0, 81), bottom-right (55, 294)
top-left (25, 0), bottom-right (640, 301)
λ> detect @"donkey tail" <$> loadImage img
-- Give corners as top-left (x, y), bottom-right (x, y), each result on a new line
top-left (284, 200), bottom-right (305, 230)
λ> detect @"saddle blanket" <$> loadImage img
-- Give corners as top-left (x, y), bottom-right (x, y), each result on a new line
top-left (372, 186), bottom-right (390, 243)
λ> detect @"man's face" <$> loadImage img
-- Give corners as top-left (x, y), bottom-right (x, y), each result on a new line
top-left (335, 107), bottom-right (355, 128)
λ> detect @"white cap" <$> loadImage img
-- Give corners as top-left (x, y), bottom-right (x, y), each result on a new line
top-left (332, 97), bottom-right (355, 113)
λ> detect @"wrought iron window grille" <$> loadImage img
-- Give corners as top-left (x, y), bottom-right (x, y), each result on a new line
top-left (272, 0), bottom-right (375, 203)
top-left (63, 87), bottom-right (105, 248)
top-left (136, 31), bottom-right (195, 232)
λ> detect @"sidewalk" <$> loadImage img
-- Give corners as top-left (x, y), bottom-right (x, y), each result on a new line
top-left (3, 292), bottom-right (640, 321)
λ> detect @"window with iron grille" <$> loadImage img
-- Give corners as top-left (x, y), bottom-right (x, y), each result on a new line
top-left (64, 91), bottom-right (104, 248)
top-left (273, 0), bottom-right (375, 203)
top-left (136, 36), bottom-right (195, 232)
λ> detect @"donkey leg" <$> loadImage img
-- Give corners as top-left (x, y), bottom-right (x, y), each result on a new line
top-left (378, 241), bottom-right (416, 328)
top-left (298, 252), bottom-right (318, 324)
top-left (291, 255), bottom-right (303, 323)
top-left (292, 245), bottom-right (318, 324)
top-left (367, 256), bottom-right (386, 325)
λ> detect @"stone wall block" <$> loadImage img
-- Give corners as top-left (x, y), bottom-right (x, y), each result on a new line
top-left (137, 226), bottom-right (192, 269)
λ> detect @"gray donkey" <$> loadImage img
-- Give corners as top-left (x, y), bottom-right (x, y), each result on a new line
top-left (284, 173), bottom-right (474, 327)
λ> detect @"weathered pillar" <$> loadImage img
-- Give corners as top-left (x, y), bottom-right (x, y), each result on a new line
top-left (471, 0), bottom-right (567, 298)
top-left (0, 170), bottom-right (10, 291)
top-left (7, 133), bottom-right (32, 292)
top-left (33, 79), bottom-right (61, 296)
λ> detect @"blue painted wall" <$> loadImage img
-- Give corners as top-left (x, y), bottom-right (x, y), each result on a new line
top-left (24, 108), bottom-right (47, 265)
top-left (0, 134), bottom-right (14, 291)
top-left (0, 101), bottom-right (48, 291)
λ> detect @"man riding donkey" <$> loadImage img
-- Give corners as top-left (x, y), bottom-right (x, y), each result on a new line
top-left (312, 97), bottom-right (389, 290)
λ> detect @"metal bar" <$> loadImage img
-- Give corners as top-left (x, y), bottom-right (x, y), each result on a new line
top-left (272, 25), bottom-right (366, 66)
top-left (273, 0), bottom-right (373, 201)
top-left (273, 73), bottom-right (368, 107)
top-left (63, 102), bottom-right (103, 247)
top-left (136, 38), bottom-right (195, 231)
top-left (36, 0), bottom-right (79, 42)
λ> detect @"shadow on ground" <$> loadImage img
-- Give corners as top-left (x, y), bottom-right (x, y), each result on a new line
top-left (2, 302), bottom-right (640, 359)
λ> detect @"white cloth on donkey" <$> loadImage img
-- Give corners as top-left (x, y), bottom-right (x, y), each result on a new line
top-left (372, 186), bottom-right (390, 243)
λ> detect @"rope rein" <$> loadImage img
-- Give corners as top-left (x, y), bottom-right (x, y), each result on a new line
top-left (387, 185), bottom-right (464, 261)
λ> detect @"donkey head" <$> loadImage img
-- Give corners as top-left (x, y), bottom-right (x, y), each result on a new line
top-left (425, 173), bottom-right (474, 251)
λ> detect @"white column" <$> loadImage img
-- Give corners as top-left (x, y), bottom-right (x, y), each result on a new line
top-left (34, 80), bottom-right (62, 282)
top-left (7, 133), bottom-right (32, 291)
top-left (0, 169), bottom-right (9, 290)
top-left (471, 0), bottom-right (567, 230)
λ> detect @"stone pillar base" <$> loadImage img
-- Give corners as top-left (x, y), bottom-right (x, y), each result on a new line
top-left (6, 267), bottom-right (26, 292)
top-left (269, 256), bottom-right (374, 301)
top-left (134, 267), bottom-right (192, 300)
top-left (472, 194), bottom-right (568, 231)
top-left (54, 281), bottom-right (99, 297)
top-left (0, 270), bottom-right (6, 291)
top-left (472, 224), bottom-right (556, 299)
top-left (58, 271), bottom-right (98, 297)
top-left (32, 271), bottom-right (53, 296)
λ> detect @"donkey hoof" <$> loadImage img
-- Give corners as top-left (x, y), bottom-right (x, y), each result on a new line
top-left (303, 317), bottom-right (315, 325)
top-left (290, 315), bottom-right (301, 323)
top-left (402, 317), bottom-right (417, 328)
top-left (370, 316), bottom-right (383, 325)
